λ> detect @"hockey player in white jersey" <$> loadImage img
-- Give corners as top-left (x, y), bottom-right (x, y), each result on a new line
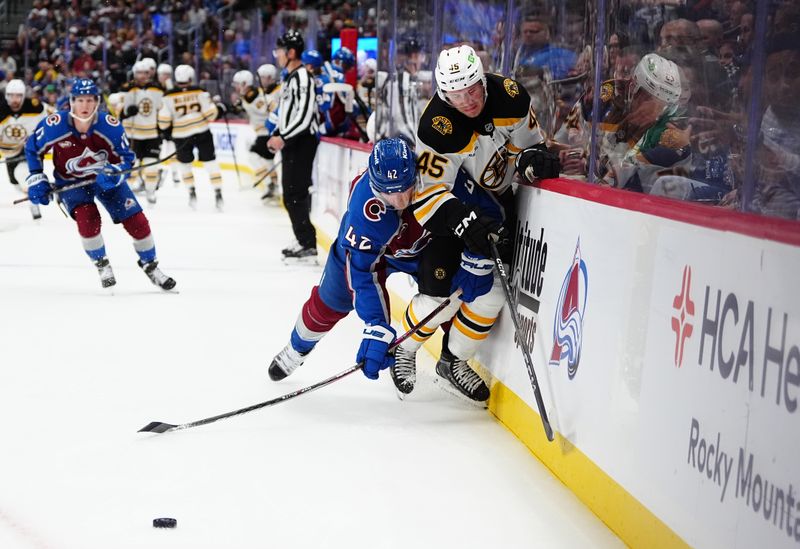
top-left (0, 79), bottom-right (49, 219)
top-left (121, 61), bottom-right (164, 204)
top-left (257, 64), bottom-right (281, 199)
top-left (232, 70), bottom-right (277, 192)
top-left (392, 45), bottom-right (561, 402)
top-left (158, 64), bottom-right (224, 209)
top-left (157, 63), bottom-right (173, 91)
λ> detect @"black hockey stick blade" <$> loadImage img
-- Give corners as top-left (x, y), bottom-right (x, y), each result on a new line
top-left (139, 421), bottom-right (178, 433)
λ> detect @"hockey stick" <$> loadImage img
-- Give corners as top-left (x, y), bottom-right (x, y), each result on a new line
top-left (490, 240), bottom-right (555, 442)
top-left (105, 138), bottom-right (192, 177)
top-left (12, 179), bottom-right (96, 205)
top-left (251, 160), bottom-right (282, 189)
top-left (221, 112), bottom-right (242, 187)
top-left (138, 289), bottom-right (463, 434)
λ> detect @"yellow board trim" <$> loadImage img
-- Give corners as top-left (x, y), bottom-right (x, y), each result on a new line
top-left (312, 200), bottom-right (689, 549)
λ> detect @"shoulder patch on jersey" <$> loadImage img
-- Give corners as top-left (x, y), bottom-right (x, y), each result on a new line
top-left (503, 78), bottom-right (519, 98)
top-left (31, 98), bottom-right (40, 107)
top-left (363, 197), bottom-right (387, 222)
top-left (431, 116), bottom-right (452, 136)
top-left (255, 100), bottom-right (265, 110)
top-left (45, 113), bottom-right (61, 126)
top-left (105, 114), bottom-right (120, 126)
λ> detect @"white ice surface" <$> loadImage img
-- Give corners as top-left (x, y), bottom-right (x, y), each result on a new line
top-left (0, 169), bottom-right (623, 549)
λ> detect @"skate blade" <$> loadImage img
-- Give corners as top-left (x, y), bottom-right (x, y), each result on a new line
top-left (281, 256), bottom-right (319, 266)
top-left (432, 375), bottom-right (488, 409)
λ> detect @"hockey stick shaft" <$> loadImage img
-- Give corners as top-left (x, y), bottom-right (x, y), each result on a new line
top-left (251, 160), bottom-right (281, 188)
top-left (138, 289), bottom-right (462, 434)
top-left (12, 179), bottom-right (95, 205)
top-left (490, 240), bottom-right (555, 442)
top-left (222, 113), bottom-right (242, 185)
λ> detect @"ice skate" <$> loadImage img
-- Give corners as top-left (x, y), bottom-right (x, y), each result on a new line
top-left (214, 188), bottom-right (224, 211)
top-left (30, 203), bottom-right (41, 220)
top-left (435, 348), bottom-right (490, 403)
top-left (188, 187), bottom-right (197, 209)
top-left (282, 243), bottom-right (318, 265)
top-left (94, 257), bottom-right (116, 288)
top-left (390, 345), bottom-right (417, 398)
top-left (138, 259), bottom-right (177, 290)
top-left (268, 343), bottom-right (308, 381)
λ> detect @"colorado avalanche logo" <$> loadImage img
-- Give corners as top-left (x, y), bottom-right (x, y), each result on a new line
top-left (65, 148), bottom-right (109, 176)
top-left (363, 197), bottom-right (386, 222)
top-left (549, 239), bottom-right (588, 379)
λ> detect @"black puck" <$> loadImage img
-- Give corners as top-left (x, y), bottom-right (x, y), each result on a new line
top-left (153, 517), bottom-right (177, 528)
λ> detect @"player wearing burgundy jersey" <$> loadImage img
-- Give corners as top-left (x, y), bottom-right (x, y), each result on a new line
top-left (24, 79), bottom-right (176, 291)
top-left (267, 138), bottom-right (498, 391)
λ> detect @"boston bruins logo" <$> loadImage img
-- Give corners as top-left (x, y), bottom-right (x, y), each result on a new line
top-left (503, 78), bottom-right (519, 98)
top-left (434, 267), bottom-right (446, 280)
top-left (138, 98), bottom-right (153, 116)
top-left (479, 149), bottom-right (508, 189)
top-left (3, 124), bottom-right (27, 142)
top-left (431, 116), bottom-right (452, 136)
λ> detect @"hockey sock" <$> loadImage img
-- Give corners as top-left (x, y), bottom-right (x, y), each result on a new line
top-left (179, 162), bottom-right (194, 187)
top-left (143, 157), bottom-right (160, 194)
top-left (204, 160), bottom-right (223, 188)
top-left (448, 280), bottom-right (504, 359)
top-left (122, 212), bottom-right (156, 263)
top-left (290, 286), bottom-right (348, 354)
top-left (74, 203), bottom-right (107, 261)
top-left (400, 293), bottom-right (461, 352)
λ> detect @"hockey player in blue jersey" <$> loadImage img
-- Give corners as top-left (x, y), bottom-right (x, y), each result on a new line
top-left (268, 138), bottom-right (498, 389)
top-left (25, 78), bottom-right (176, 290)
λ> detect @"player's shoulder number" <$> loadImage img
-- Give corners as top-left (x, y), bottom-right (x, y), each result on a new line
top-left (417, 150), bottom-right (448, 179)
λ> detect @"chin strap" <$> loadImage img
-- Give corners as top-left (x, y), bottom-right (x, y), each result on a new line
top-left (69, 99), bottom-right (99, 124)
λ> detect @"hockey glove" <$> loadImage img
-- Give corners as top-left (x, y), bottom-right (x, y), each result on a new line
top-left (123, 105), bottom-right (139, 119)
top-left (454, 210), bottom-right (504, 257)
top-left (26, 172), bottom-right (51, 205)
top-left (356, 323), bottom-right (396, 380)
top-left (215, 103), bottom-right (227, 119)
top-left (515, 146), bottom-right (561, 183)
top-left (451, 251), bottom-right (495, 303)
top-left (96, 164), bottom-right (125, 191)
top-left (159, 126), bottom-right (172, 141)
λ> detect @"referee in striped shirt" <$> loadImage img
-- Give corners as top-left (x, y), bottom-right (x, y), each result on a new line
top-left (267, 29), bottom-right (319, 261)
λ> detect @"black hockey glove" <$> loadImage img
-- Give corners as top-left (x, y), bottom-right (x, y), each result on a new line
top-left (123, 105), bottom-right (139, 119)
top-left (215, 103), bottom-right (228, 119)
top-left (453, 210), bottom-right (505, 257)
top-left (515, 145), bottom-right (561, 183)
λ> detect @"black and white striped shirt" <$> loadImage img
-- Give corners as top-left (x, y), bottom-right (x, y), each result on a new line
top-left (276, 65), bottom-right (317, 143)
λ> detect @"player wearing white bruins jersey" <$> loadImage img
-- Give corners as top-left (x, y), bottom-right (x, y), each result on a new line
top-left (121, 61), bottom-right (164, 204)
top-left (232, 69), bottom-right (277, 190)
top-left (158, 64), bottom-right (224, 209)
top-left (389, 46), bottom-right (561, 402)
top-left (0, 79), bottom-right (49, 219)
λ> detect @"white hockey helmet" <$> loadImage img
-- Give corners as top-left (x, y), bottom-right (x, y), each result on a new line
top-left (434, 45), bottom-right (486, 101)
top-left (4, 79), bottom-right (26, 100)
top-left (629, 53), bottom-right (682, 106)
top-left (140, 57), bottom-right (157, 73)
top-left (133, 61), bottom-right (149, 75)
top-left (233, 70), bottom-right (254, 88)
top-left (157, 63), bottom-right (172, 76)
top-left (174, 64), bottom-right (196, 86)
top-left (107, 92), bottom-right (124, 109)
top-left (257, 64), bottom-right (277, 82)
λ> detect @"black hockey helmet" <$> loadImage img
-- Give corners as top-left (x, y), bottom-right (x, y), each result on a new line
top-left (277, 29), bottom-right (305, 55)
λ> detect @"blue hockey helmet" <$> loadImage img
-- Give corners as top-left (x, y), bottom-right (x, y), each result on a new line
top-left (368, 138), bottom-right (417, 194)
top-left (301, 49), bottom-right (323, 69)
top-left (333, 47), bottom-right (356, 70)
top-left (70, 78), bottom-right (99, 99)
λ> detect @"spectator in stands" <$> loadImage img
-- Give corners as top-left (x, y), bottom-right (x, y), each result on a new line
top-left (0, 51), bottom-right (17, 78)
top-left (514, 14), bottom-right (577, 81)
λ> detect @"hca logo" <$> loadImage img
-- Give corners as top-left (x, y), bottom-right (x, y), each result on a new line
top-left (671, 265), bottom-right (695, 368)
top-left (549, 239), bottom-right (588, 379)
